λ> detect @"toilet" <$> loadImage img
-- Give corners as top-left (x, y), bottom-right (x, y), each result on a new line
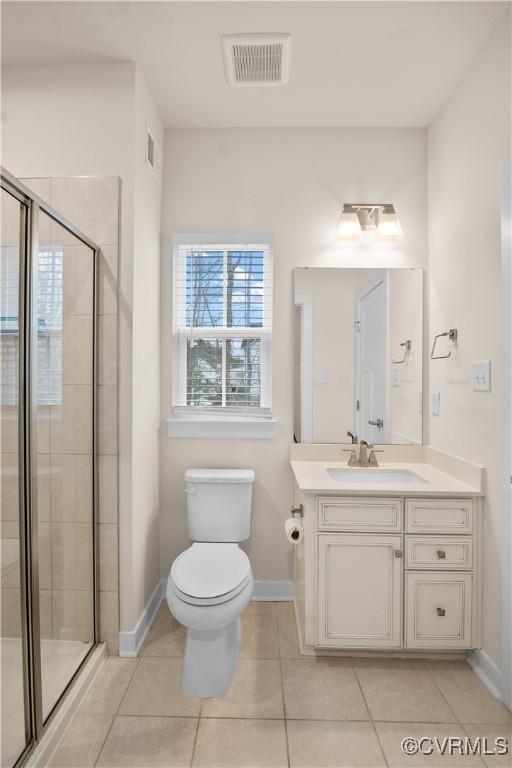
top-left (166, 468), bottom-right (255, 698)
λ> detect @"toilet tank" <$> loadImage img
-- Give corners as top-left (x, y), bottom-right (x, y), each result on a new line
top-left (184, 468), bottom-right (255, 542)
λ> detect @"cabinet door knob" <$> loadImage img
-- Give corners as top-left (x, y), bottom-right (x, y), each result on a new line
top-left (437, 607), bottom-right (446, 617)
top-left (394, 549), bottom-right (403, 558)
top-left (437, 550), bottom-right (446, 559)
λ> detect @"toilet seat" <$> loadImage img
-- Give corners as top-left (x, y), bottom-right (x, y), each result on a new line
top-left (171, 543), bottom-right (251, 606)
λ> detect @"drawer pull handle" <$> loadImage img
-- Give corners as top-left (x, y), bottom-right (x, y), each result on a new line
top-left (395, 549), bottom-right (403, 558)
top-left (437, 607), bottom-right (446, 617)
top-left (437, 550), bottom-right (446, 559)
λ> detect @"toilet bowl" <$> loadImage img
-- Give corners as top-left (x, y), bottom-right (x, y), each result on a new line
top-left (166, 544), bottom-right (253, 698)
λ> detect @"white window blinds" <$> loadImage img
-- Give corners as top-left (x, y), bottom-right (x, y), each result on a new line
top-left (1, 248), bottom-right (63, 406)
top-left (172, 241), bottom-right (273, 416)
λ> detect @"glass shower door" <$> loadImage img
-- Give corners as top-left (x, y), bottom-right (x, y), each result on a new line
top-left (1, 188), bottom-right (31, 767)
top-left (36, 211), bottom-right (95, 722)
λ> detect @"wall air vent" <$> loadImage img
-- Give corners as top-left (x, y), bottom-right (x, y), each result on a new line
top-left (145, 123), bottom-right (162, 186)
top-left (221, 33), bottom-right (291, 86)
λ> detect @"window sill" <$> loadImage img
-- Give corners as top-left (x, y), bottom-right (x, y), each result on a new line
top-left (166, 416), bottom-right (278, 439)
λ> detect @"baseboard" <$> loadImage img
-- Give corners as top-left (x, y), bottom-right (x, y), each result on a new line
top-left (118, 577), bottom-right (294, 657)
top-left (468, 649), bottom-right (503, 702)
top-left (118, 578), bottom-right (165, 658)
top-left (252, 579), bottom-right (294, 601)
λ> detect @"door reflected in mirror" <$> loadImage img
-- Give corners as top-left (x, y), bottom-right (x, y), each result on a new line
top-left (294, 268), bottom-right (423, 444)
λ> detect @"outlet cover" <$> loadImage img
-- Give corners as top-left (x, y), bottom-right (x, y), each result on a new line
top-left (431, 391), bottom-right (440, 416)
top-left (392, 367), bottom-right (401, 387)
top-left (472, 360), bottom-right (491, 392)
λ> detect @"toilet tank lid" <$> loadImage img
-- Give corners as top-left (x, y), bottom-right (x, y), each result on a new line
top-left (185, 468), bottom-right (255, 484)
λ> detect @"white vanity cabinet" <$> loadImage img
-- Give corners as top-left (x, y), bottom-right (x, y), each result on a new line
top-left (296, 493), bottom-right (482, 656)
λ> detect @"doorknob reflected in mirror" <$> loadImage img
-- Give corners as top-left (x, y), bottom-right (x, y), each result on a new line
top-left (368, 418), bottom-right (384, 429)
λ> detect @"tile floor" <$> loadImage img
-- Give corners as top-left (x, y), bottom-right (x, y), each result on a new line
top-left (48, 602), bottom-right (512, 768)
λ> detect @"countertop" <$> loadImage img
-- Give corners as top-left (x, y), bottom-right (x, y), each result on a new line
top-left (290, 459), bottom-right (484, 496)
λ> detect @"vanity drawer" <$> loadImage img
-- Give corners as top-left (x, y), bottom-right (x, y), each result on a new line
top-left (405, 536), bottom-right (473, 570)
top-left (405, 499), bottom-right (474, 534)
top-left (317, 497), bottom-right (403, 532)
top-left (405, 572), bottom-right (473, 649)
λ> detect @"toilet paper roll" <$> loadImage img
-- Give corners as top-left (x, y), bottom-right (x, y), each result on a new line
top-left (285, 517), bottom-right (304, 544)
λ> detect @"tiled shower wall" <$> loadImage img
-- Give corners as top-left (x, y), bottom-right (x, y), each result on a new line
top-left (0, 176), bottom-right (120, 654)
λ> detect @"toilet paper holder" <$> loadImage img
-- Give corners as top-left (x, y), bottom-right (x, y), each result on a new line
top-left (291, 505), bottom-right (303, 518)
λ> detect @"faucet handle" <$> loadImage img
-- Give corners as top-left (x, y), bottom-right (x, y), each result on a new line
top-left (368, 447), bottom-right (384, 466)
top-left (342, 448), bottom-right (358, 466)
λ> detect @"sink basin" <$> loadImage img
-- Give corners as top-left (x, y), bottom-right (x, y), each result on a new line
top-left (327, 468), bottom-right (428, 485)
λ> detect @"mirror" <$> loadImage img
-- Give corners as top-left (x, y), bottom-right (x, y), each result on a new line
top-left (294, 268), bottom-right (423, 444)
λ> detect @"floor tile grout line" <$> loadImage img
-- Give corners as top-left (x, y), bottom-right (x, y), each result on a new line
top-left (277, 602), bottom-right (292, 768)
top-left (424, 663), bottom-right (462, 725)
top-left (93, 714), bottom-right (116, 768)
top-left (82, 713), bottom-right (471, 723)
top-left (113, 655), bottom-right (141, 717)
top-left (80, 712), bottom-right (509, 725)
top-left (278, 653), bottom-right (291, 768)
top-left (91, 656), bottom-right (141, 768)
top-left (352, 664), bottom-right (390, 768)
top-left (352, 665), bottom-right (375, 723)
top-left (370, 720), bottom-right (390, 768)
top-left (189, 715), bottom-right (201, 768)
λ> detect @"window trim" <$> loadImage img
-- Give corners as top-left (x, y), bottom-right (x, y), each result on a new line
top-left (170, 234), bottom-right (275, 437)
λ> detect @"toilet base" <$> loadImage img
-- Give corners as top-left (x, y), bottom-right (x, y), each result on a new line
top-left (182, 618), bottom-right (241, 698)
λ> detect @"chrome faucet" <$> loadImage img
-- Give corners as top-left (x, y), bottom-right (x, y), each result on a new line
top-left (346, 431), bottom-right (358, 444)
top-left (343, 440), bottom-right (382, 467)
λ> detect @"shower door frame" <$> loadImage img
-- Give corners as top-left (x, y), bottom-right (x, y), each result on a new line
top-left (1, 167), bottom-right (101, 765)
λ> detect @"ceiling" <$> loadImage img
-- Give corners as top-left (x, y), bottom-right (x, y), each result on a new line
top-left (1, 1), bottom-right (508, 128)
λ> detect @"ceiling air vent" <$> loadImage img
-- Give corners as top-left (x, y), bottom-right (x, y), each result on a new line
top-left (221, 33), bottom-right (291, 86)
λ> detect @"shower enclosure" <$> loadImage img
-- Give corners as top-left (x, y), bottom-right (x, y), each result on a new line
top-left (1, 169), bottom-right (99, 768)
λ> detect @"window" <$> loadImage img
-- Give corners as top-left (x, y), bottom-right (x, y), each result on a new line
top-left (1, 248), bottom-right (63, 406)
top-left (171, 238), bottom-right (273, 430)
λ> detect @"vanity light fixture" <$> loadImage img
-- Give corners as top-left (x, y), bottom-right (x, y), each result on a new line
top-left (335, 204), bottom-right (403, 242)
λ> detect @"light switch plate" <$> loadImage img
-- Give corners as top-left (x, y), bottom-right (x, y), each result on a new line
top-left (472, 360), bottom-right (491, 392)
top-left (316, 368), bottom-right (328, 385)
top-left (392, 367), bottom-right (401, 387)
top-left (431, 391), bottom-right (440, 416)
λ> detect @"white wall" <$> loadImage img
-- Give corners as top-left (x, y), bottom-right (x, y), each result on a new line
top-left (124, 70), bottom-right (164, 630)
top-left (160, 127), bottom-right (428, 582)
top-left (428, 15), bottom-right (511, 667)
top-left (1, 62), bottom-right (134, 258)
top-left (2, 62), bottom-right (164, 636)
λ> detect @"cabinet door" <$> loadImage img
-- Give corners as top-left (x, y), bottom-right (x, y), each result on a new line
top-left (405, 572), bottom-right (473, 649)
top-left (317, 534), bottom-right (403, 648)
